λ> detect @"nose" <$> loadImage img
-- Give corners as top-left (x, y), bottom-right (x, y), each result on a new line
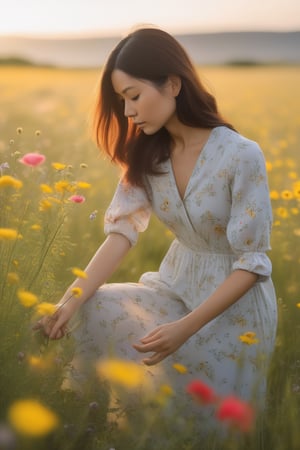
top-left (124, 100), bottom-right (136, 118)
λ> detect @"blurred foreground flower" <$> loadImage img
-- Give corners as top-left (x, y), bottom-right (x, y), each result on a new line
top-left (8, 399), bottom-right (59, 437)
top-left (71, 287), bottom-right (83, 298)
top-left (51, 162), bottom-right (67, 171)
top-left (35, 302), bottom-right (56, 316)
top-left (186, 380), bottom-right (216, 404)
top-left (0, 228), bottom-right (21, 240)
top-left (7, 272), bottom-right (20, 285)
top-left (172, 363), bottom-right (188, 374)
top-left (155, 384), bottom-right (174, 406)
top-left (40, 183), bottom-right (53, 194)
top-left (0, 175), bottom-right (23, 189)
top-left (17, 289), bottom-right (38, 307)
top-left (71, 267), bottom-right (88, 279)
top-left (216, 395), bottom-right (254, 432)
top-left (239, 331), bottom-right (259, 345)
top-left (68, 194), bottom-right (85, 203)
top-left (76, 181), bottom-right (91, 189)
top-left (96, 358), bottom-right (151, 390)
top-left (54, 180), bottom-right (75, 193)
top-left (18, 153), bottom-right (46, 167)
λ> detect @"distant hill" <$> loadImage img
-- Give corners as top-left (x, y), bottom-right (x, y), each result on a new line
top-left (0, 31), bottom-right (299, 68)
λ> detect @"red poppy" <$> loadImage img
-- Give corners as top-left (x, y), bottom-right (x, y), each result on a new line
top-left (186, 380), bottom-right (216, 404)
top-left (19, 153), bottom-right (46, 167)
top-left (216, 395), bottom-right (255, 432)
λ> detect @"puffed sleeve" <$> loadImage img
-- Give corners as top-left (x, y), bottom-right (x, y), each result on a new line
top-left (104, 179), bottom-right (152, 246)
top-left (227, 140), bottom-right (273, 281)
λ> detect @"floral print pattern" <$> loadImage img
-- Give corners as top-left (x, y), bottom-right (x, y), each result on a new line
top-left (72, 127), bottom-right (277, 412)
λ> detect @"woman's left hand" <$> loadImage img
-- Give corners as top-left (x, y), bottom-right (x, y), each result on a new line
top-left (133, 319), bottom-right (192, 365)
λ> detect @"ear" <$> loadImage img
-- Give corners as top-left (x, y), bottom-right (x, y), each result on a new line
top-left (168, 75), bottom-right (182, 97)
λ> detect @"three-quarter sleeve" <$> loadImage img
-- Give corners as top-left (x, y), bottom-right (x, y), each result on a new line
top-left (104, 180), bottom-right (152, 246)
top-left (227, 141), bottom-right (273, 281)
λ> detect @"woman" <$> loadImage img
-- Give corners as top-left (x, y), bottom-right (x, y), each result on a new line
top-left (40, 27), bottom-right (277, 414)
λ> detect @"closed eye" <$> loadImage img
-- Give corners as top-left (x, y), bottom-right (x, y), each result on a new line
top-left (131, 94), bottom-right (140, 101)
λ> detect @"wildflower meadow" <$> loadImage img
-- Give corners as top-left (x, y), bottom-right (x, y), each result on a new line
top-left (0, 64), bottom-right (300, 449)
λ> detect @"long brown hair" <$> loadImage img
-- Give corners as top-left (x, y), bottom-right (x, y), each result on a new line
top-left (94, 27), bottom-right (235, 186)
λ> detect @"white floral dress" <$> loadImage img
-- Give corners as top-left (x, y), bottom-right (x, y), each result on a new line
top-left (72, 126), bottom-right (277, 413)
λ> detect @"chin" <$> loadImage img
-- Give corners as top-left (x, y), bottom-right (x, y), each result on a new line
top-left (142, 126), bottom-right (162, 135)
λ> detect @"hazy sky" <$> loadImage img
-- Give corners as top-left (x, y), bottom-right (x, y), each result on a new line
top-left (0, 0), bottom-right (299, 36)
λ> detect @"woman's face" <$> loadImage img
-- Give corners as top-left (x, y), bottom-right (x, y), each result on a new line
top-left (111, 69), bottom-right (178, 135)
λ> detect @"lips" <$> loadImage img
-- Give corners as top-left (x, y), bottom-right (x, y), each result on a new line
top-left (135, 122), bottom-right (146, 127)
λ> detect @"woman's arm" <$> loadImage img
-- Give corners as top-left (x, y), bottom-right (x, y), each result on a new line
top-left (134, 269), bottom-right (258, 365)
top-left (41, 233), bottom-right (131, 339)
top-left (182, 269), bottom-right (258, 334)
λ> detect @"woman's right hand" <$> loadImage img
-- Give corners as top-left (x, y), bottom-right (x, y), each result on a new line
top-left (34, 297), bottom-right (82, 340)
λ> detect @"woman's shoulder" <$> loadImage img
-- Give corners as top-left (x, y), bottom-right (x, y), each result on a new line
top-left (216, 126), bottom-right (264, 160)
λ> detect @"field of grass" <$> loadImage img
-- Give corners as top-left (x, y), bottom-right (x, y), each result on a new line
top-left (0, 65), bottom-right (300, 449)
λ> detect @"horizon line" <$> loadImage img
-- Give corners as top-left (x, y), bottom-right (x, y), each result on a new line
top-left (1, 27), bottom-right (300, 40)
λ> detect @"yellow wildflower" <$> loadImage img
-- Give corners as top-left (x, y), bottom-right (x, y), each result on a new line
top-left (27, 355), bottom-right (49, 370)
top-left (39, 199), bottom-right (52, 211)
top-left (0, 228), bottom-right (20, 240)
top-left (280, 190), bottom-right (293, 200)
top-left (47, 196), bottom-right (63, 205)
top-left (293, 184), bottom-right (300, 199)
top-left (40, 183), bottom-right (53, 194)
top-left (297, 303), bottom-right (300, 308)
top-left (265, 161), bottom-right (272, 172)
top-left (155, 384), bottom-right (174, 406)
top-left (0, 175), bottom-right (23, 189)
top-left (35, 302), bottom-right (56, 316)
top-left (160, 384), bottom-right (174, 396)
top-left (71, 287), bottom-right (83, 298)
top-left (71, 267), bottom-right (88, 279)
top-left (293, 229), bottom-right (300, 237)
top-left (8, 399), bottom-right (59, 437)
top-left (270, 190), bottom-right (279, 200)
top-left (291, 208), bottom-right (299, 215)
top-left (76, 181), bottom-right (91, 189)
top-left (239, 331), bottom-right (259, 345)
top-left (54, 180), bottom-right (75, 193)
top-left (288, 171), bottom-right (298, 180)
top-left (17, 289), bottom-right (38, 307)
top-left (172, 363), bottom-right (188, 374)
top-left (7, 272), bottom-right (20, 284)
top-left (96, 358), bottom-right (151, 389)
top-left (31, 224), bottom-right (42, 231)
top-left (52, 162), bottom-right (67, 171)
top-left (275, 207), bottom-right (289, 219)
top-left (80, 163), bottom-right (88, 168)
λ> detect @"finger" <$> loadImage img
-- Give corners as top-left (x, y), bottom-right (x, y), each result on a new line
top-left (140, 332), bottom-right (162, 344)
top-left (133, 338), bottom-right (163, 353)
top-left (140, 327), bottom-right (162, 341)
top-left (51, 328), bottom-right (65, 340)
top-left (32, 320), bottom-right (43, 331)
top-left (45, 316), bottom-right (60, 335)
top-left (49, 318), bottom-right (67, 339)
top-left (143, 352), bottom-right (168, 366)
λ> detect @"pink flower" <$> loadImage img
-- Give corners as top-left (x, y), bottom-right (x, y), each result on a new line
top-left (68, 195), bottom-right (85, 204)
top-left (186, 380), bottom-right (216, 404)
top-left (19, 153), bottom-right (46, 167)
top-left (216, 395), bottom-right (255, 432)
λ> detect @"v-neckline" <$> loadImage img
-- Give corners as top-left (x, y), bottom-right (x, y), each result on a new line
top-left (168, 127), bottom-right (216, 202)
